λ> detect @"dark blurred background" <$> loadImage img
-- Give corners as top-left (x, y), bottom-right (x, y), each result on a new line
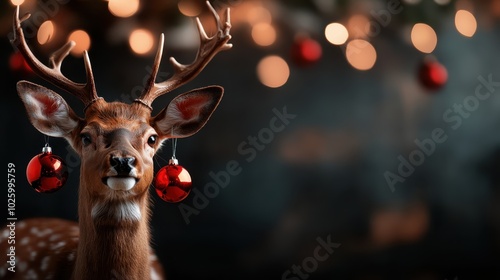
top-left (2, 0), bottom-right (500, 279)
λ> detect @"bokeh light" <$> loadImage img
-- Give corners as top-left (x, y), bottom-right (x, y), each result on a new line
top-left (129, 29), bottom-right (155, 55)
top-left (247, 6), bottom-right (272, 25)
top-left (10, 0), bottom-right (24, 5)
top-left (347, 14), bottom-right (370, 38)
top-left (37, 21), bottom-right (54, 45)
top-left (455, 10), bottom-right (477, 37)
top-left (257, 55), bottom-right (290, 88)
top-left (346, 39), bottom-right (377, 71)
top-left (325, 23), bottom-right (349, 45)
top-left (108, 0), bottom-right (140, 18)
top-left (178, 0), bottom-right (203, 17)
top-left (68, 30), bottom-right (91, 57)
top-left (411, 23), bottom-right (437, 53)
top-left (252, 23), bottom-right (276, 46)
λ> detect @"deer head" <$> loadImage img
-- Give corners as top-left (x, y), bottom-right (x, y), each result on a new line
top-left (12, 2), bottom-right (232, 221)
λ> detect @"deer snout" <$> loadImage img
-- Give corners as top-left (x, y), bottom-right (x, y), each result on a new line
top-left (105, 155), bottom-right (138, 191)
top-left (110, 156), bottom-right (136, 176)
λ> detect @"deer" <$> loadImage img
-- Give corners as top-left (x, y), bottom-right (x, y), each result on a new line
top-left (0, 2), bottom-right (231, 279)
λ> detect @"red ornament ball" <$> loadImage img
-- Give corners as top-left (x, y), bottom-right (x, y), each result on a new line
top-left (419, 58), bottom-right (448, 90)
top-left (9, 51), bottom-right (32, 74)
top-left (154, 160), bottom-right (192, 203)
top-left (26, 147), bottom-right (68, 193)
top-left (291, 36), bottom-right (322, 67)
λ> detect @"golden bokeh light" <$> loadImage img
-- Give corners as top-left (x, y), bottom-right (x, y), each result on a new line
top-left (108, 0), bottom-right (140, 18)
top-left (325, 22), bottom-right (349, 45)
top-left (455, 10), bottom-right (477, 37)
top-left (411, 23), bottom-right (437, 53)
top-left (247, 6), bottom-right (272, 25)
top-left (257, 55), bottom-right (290, 88)
top-left (129, 29), bottom-right (155, 55)
top-left (178, 0), bottom-right (203, 17)
top-left (346, 39), bottom-right (377, 71)
top-left (10, 0), bottom-right (24, 5)
top-left (347, 14), bottom-right (370, 38)
top-left (37, 20), bottom-right (54, 45)
top-left (252, 23), bottom-right (276, 46)
top-left (68, 30), bottom-right (91, 56)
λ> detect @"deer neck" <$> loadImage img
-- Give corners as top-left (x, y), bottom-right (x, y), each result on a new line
top-left (73, 179), bottom-right (152, 280)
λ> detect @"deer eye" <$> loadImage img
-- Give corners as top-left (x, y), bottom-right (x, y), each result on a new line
top-left (147, 135), bottom-right (158, 147)
top-left (81, 133), bottom-right (92, 146)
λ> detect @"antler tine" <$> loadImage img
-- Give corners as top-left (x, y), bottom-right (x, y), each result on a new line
top-left (136, 1), bottom-right (232, 109)
top-left (12, 6), bottom-right (99, 108)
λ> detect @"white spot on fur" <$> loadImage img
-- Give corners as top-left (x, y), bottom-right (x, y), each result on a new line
top-left (106, 177), bottom-right (137, 191)
top-left (30, 251), bottom-right (38, 261)
top-left (49, 234), bottom-right (62, 241)
top-left (68, 252), bottom-right (76, 261)
top-left (18, 221), bottom-right (26, 228)
top-left (25, 268), bottom-right (38, 279)
top-left (51, 241), bottom-right (66, 250)
top-left (41, 256), bottom-right (50, 271)
top-left (38, 241), bottom-right (46, 248)
top-left (18, 261), bottom-right (27, 271)
top-left (30, 227), bottom-right (39, 235)
top-left (0, 266), bottom-right (5, 277)
top-left (20, 237), bottom-right (30, 245)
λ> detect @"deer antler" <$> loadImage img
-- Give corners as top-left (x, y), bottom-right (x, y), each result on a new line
top-left (11, 6), bottom-right (99, 109)
top-left (135, 1), bottom-right (232, 109)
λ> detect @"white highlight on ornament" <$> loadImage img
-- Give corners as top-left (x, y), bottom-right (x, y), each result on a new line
top-left (257, 55), bottom-right (290, 88)
top-left (37, 21), bottom-right (54, 45)
top-left (346, 39), bottom-right (377, 71)
top-left (455, 10), bottom-right (477, 37)
top-left (68, 30), bottom-right (91, 57)
top-left (129, 29), bottom-right (155, 55)
top-left (108, 0), bottom-right (140, 18)
top-left (106, 177), bottom-right (136, 191)
top-left (325, 22), bottom-right (349, 45)
top-left (411, 23), bottom-right (437, 53)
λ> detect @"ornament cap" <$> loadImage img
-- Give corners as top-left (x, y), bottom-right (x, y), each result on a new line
top-left (42, 145), bottom-right (52, 154)
top-left (169, 157), bottom-right (179, 165)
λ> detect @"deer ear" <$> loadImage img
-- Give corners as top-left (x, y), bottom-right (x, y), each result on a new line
top-left (17, 81), bottom-right (81, 138)
top-left (152, 86), bottom-right (223, 138)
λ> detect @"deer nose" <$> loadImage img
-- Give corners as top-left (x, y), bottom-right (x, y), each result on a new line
top-left (110, 156), bottom-right (136, 176)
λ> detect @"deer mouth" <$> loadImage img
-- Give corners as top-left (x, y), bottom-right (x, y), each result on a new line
top-left (103, 176), bottom-right (138, 191)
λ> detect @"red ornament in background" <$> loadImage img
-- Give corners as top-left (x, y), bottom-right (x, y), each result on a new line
top-left (154, 158), bottom-right (192, 203)
top-left (26, 145), bottom-right (68, 193)
top-left (9, 51), bottom-right (32, 74)
top-left (291, 35), bottom-right (322, 67)
top-left (418, 57), bottom-right (448, 90)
